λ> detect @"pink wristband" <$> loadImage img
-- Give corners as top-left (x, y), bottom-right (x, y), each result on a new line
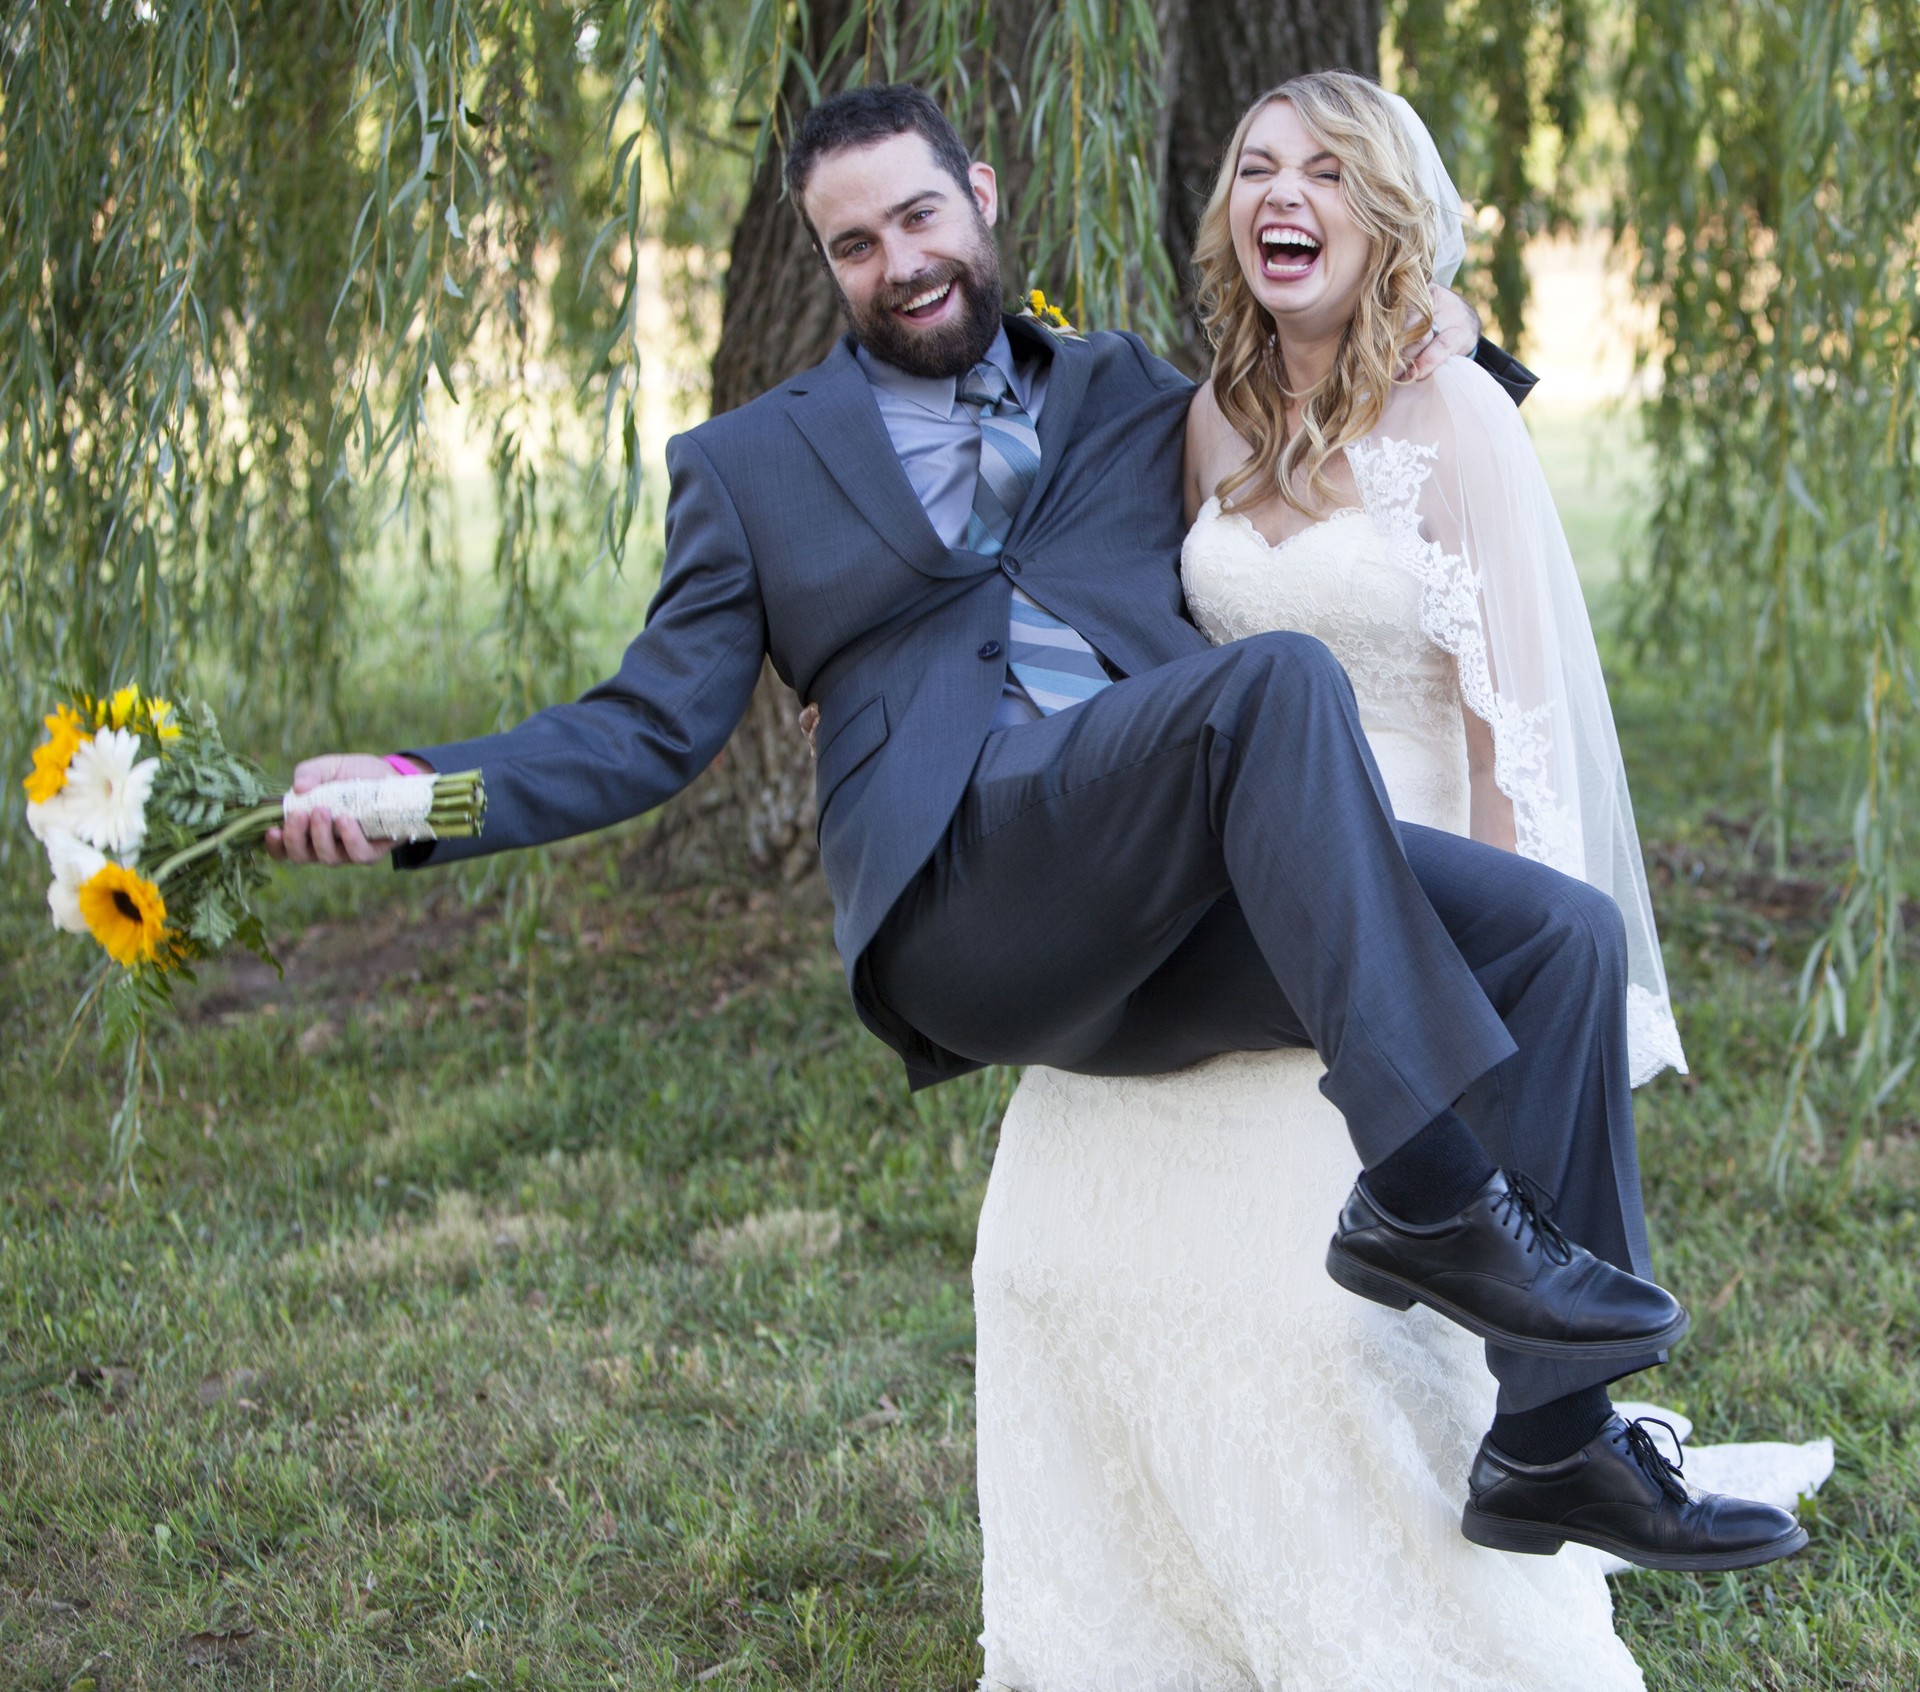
top-left (384, 753), bottom-right (424, 777)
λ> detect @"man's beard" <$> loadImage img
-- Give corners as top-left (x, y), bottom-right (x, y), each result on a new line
top-left (839, 240), bottom-right (1004, 380)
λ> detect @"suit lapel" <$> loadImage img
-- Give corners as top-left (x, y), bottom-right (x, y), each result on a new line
top-left (785, 342), bottom-right (970, 578)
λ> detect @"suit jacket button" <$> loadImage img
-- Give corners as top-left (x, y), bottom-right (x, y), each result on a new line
top-left (978, 640), bottom-right (1002, 660)
top-left (1002, 555), bottom-right (1023, 576)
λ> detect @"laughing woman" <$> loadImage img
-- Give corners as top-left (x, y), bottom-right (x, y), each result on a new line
top-left (970, 71), bottom-right (1825, 1692)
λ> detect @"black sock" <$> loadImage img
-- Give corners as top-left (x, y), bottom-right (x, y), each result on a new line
top-left (1362, 1107), bottom-right (1495, 1224)
top-left (1489, 1386), bottom-right (1616, 1465)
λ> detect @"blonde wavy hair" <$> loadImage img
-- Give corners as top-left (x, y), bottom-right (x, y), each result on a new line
top-left (1192, 71), bottom-right (1439, 515)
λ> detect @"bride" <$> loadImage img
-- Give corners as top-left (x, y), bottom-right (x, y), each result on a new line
top-left (972, 72), bottom-right (1826, 1691)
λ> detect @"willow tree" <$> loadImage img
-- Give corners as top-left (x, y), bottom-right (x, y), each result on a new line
top-left (0, 0), bottom-right (659, 877)
top-left (1619, 0), bottom-right (1920, 1168)
top-left (1387, 0), bottom-right (1593, 347)
top-left (2, 0), bottom-right (1579, 892)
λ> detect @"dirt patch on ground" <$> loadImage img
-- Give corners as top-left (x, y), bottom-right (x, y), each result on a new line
top-left (179, 894), bottom-right (490, 1023)
top-left (174, 869), bottom-right (836, 1029)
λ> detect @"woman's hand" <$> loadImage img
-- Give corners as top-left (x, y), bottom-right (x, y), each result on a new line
top-left (1464, 712), bottom-right (1519, 851)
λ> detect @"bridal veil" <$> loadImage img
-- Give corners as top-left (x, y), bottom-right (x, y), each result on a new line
top-left (1354, 96), bottom-right (1688, 1084)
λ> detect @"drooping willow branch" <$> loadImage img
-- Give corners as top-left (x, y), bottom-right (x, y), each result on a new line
top-left (0, 0), bottom-right (1176, 884)
top-left (1619, 0), bottom-right (1920, 1177)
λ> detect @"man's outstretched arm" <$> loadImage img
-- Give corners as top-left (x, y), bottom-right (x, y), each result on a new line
top-left (268, 433), bottom-right (769, 867)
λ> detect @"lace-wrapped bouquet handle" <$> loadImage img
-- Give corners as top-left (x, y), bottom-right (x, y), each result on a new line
top-left (20, 685), bottom-right (484, 1175)
top-left (280, 772), bottom-right (485, 844)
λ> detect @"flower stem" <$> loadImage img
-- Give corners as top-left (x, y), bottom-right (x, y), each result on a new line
top-left (152, 802), bottom-right (283, 886)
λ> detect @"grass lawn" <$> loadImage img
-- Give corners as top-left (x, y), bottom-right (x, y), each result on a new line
top-left (4, 427), bottom-right (1918, 1688)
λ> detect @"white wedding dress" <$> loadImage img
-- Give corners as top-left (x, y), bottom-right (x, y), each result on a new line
top-left (971, 481), bottom-right (1831, 1690)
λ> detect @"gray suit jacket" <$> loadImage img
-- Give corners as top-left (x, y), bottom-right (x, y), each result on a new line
top-left (403, 314), bottom-right (1204, 1080)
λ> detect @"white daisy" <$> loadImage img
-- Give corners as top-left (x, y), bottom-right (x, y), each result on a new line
top-left (45, 830), bottom-right (107, 935)
top-left (61, 727), bottom-right (160, 857)
top-left (26, 793), bottom-right (73, 844)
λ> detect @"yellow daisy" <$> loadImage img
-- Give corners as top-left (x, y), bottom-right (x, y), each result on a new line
top-left (77, 863), bottom-right (169, 967)
top-left (22, 707), bottom-right (84, 803)
top-left (24, 740), bottom-right (70, 803)
top-left (108, 684), bottom-right (140, 730)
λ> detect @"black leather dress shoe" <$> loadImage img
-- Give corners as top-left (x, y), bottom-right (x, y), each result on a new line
top-left (1462, 1414), bottom-right (1810, 1570)
top-left (1325, 1170), bottom-right (1689, 1361)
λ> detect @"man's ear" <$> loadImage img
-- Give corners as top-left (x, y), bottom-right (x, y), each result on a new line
top-left (969, 161), bottom-right (999, 229)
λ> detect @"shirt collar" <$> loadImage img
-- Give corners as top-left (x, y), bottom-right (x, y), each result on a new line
top-left (856, 324), bottom-right (1025, 420)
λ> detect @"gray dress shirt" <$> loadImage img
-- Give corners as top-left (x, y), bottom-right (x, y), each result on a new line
top-left (857, 328), bottom-right (1061, 727)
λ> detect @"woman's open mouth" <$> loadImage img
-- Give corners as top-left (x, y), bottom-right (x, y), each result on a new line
top-left (1259, 225), bottom-right (1322, 281)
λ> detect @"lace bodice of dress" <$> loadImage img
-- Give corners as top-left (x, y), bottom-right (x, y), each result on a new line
top-left (1181, 498), bottom-right (1469, 833)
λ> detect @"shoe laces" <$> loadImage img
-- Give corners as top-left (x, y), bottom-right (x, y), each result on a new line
top-left (1618, 1416), bottom-right (1691, 1503)
top-left (1490, 1169), bottom-right (1574, 1265)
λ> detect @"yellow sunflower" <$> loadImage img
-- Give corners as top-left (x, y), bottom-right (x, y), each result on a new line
top-left (22, 705), bottom-right (85, 803)
top-left (77, 863), bottom-right (169, 967)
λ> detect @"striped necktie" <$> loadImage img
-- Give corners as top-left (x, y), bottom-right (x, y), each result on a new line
top-left (957, 361), bottom-right (1112, 717)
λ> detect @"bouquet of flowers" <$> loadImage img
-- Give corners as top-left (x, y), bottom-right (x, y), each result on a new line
top-left (22, 685), bottom-right (484, 1172)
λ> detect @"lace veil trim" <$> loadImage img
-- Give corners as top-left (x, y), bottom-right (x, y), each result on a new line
top-left (1347, 436), bottom-right (1582, 874)
top-left (1348, 386), bottom-right (1686, 1087)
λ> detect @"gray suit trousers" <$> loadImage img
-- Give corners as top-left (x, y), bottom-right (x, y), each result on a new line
top-left (864, 631), bottom-right (1656, 1411)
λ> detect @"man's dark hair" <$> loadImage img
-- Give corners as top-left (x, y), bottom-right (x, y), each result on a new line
top-left (784, 83), bottom-right (974, 241)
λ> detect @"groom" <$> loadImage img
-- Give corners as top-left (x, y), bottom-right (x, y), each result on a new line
top-left (273, 84), bottom-right (1804, 1570)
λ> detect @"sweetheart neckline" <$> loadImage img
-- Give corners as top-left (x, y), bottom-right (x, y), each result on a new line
top-left (1196, 498), bottom-right (1371, 564)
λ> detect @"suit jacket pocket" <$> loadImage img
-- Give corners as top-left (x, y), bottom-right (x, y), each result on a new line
top-left (815, 694), bottom-right (889, 803)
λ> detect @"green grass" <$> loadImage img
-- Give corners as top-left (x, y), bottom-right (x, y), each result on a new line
top-left (2, 856), bottom-right (1008, 1687)
top-left (7, 795), bottom-right (1917, 1689)
top-left (5, 427), bottom-right (1919, 1689)
top-left (1526, 397), bottom-right (1649, 591)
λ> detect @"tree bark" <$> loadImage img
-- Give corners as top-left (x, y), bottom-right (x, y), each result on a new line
top-left (636, 0), bottom-right (858, 888)
top-left (644, 0), bottom-right (1380, 888)
top-left (1158, 0), bottom-right (1381, 374)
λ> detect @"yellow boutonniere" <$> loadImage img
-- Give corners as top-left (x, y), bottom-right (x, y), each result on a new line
top-left (1022, 288), bottom-right (1082, 338)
